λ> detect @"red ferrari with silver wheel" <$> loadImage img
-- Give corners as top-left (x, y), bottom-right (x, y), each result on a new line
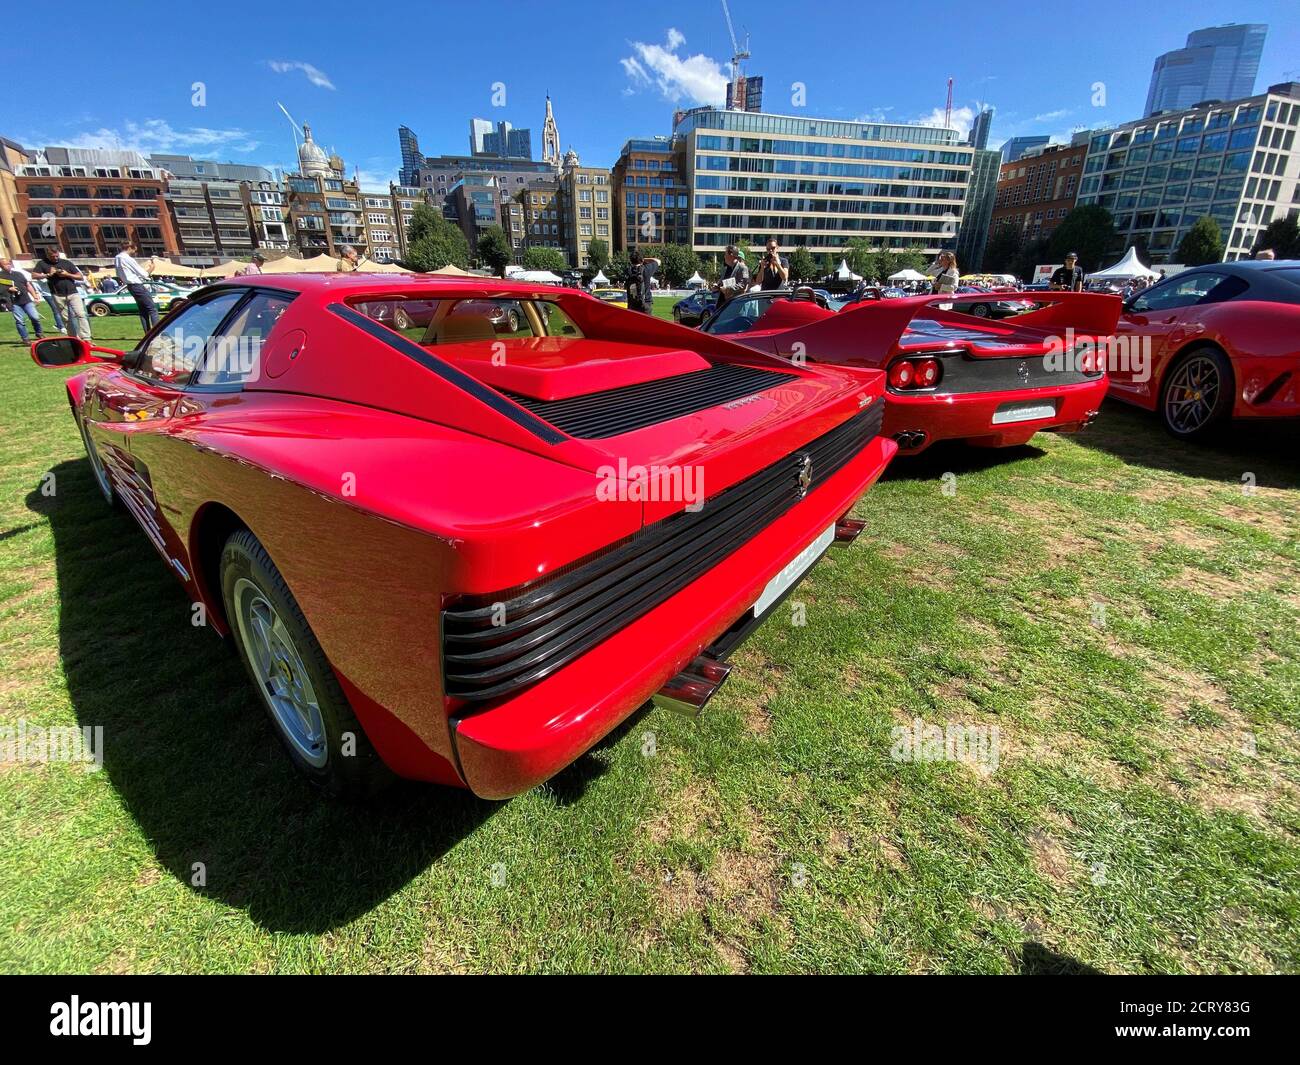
top-left (30, 274), bottom-right (898, 798)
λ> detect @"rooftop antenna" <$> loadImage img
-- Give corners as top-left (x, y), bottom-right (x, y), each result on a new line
top-left (720, 0), bottom-right (750, 110)
top-left (945, 77), bottom-right (954, 129)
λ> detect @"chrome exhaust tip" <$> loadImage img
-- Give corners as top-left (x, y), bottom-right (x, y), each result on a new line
top-left (1083, 409), bottom-right (1101, 426)
top-left (834, 517), bottom-right (867, 543)
top-left (652, 655), bottom-right (731, 717)
top-left (892, 430), bottom-right (927, 450)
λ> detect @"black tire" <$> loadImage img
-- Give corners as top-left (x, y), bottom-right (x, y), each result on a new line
top-left (78, 415), bottom-right (117, 508)
top-left (220, 529), bottom-right (391, 797)
top-left (88, 301), bottom-right (111, 317)
top-left (507, 310), bottom-right (520, 332)
top-left (971, 302), bottom-right (990, 317)
top-left (393, 307), bottom-right (411, 330)
top-left (1159, 345), bottom-right (1234, 441)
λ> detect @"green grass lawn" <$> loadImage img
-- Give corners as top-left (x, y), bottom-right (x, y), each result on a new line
top-left (1, 301), bottom-right (1297, 974)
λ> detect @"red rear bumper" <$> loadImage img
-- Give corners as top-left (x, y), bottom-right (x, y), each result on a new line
top-left (883, 376), bottom-right (1108, 452)
top-left (451, 434), bottom-right (897, 798)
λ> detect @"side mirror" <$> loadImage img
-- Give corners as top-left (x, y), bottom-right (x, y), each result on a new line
top-left (30, 336), bottom-right (124, 368)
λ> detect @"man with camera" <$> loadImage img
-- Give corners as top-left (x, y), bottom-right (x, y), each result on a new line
top-left (755, 237), bottom-right (788, 291)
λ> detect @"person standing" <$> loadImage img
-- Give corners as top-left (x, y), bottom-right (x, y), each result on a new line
top-left (337, 245), bottom-right (360, 272)
top-left (928, 250), bottom-right (960, 295)
top-left (1050, 253), bottom-right (1085, 291)
top-left (755, 237), bottom-right (788, 291)
top-left (1254, 247), bottom-right (1276, 261)
top-left (114, 241), bottom-right (158, 331)
top-left (624, 248), bottom-right (660, 313)
top-left (716, 244), bottom-right (751, 304)
top-left (0, 257), bottom-right (45, 341)
top-left (32, 248), bottom-right (91, 340)
top-left (235, 251), bottom-right (265, 277)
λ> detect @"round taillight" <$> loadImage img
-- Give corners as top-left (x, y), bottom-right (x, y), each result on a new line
top-left (889, 361), bottom-right (914, 389)
top-left (913, 358), bottom-right (940, 388)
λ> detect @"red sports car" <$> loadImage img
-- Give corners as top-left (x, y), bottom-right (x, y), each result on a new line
top-left (1108, 260), bottom-right (1300, 439)
top-left (30, 275), bottom-right (897, 799)
top-left (702, 288), bottom-right (1120, 453)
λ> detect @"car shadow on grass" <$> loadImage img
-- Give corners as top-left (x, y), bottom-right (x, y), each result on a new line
top-left (1076, 399), bottom-right (1300, 490)
top-left (28, 461), bottom-right (508, 935)
top-left (882, 439), bottom-right (1048, 482)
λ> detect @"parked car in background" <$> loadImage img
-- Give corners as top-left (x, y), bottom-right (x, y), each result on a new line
top-left (1108, 260), bottom-right (1300, 439)
top-left (589, 287), bottom-right (627, 310)
top-left (949, 286), bottom-right (1037, 319)
top-left (84, 281), bottom-right (187, 318)
top-left (702, 287), bottom-right (1119, 453)
top-left (672, 289), bottom-right (717, 325)
top-left (29, 274), bottom-right (897, 798)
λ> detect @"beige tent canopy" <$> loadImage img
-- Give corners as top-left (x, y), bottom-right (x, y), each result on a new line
top-left (430, 263), bottom-right (471, 276)
top-left (145, 257), bottom-right (245, 279)
top-left (259, 253), bottom-right (339, 274)
top-left (357, 260), bottom-right (411, 273)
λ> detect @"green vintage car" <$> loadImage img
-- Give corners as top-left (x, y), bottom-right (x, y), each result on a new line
top-left (84, 281), bottom-right (188, 317)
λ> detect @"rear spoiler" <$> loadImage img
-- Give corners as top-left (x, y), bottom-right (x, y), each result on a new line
top-left (764, 291), bottom-right (1122, 364)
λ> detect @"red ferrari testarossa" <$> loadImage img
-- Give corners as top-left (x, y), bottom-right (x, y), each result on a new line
top-left (31, 274), bottom-right (898, 798)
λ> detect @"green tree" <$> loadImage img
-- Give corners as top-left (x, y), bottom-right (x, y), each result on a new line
top-left (1176, 216), bottom-right (1225, 266)
top-left (788, 245), bottom-right (816, 283)
top-left (1012, 237), bottom-right (1051, 284)
top-left (607, 250), bottom-right (631, 285)
top-left (402, 205), bottom-right (470, 272)
top-left (585, 238), bottom-right (610, 272)
top-left (523, 246), bottom-right (568, 272)
top-left (1047, 205), bottom-right (1116, 272)
top-left (1254, 216), bottom-right (1300, 259)
top-left (639, 243), bottom-right (699, 288)
top-left (982, 225), bottom-right (1022, 274)
top-left (477, 225), bottom-right (512, 276)
top-left (844, 237), bottom-right (874, 278)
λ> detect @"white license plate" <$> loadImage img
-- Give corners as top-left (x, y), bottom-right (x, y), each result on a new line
top-left (752, 523), bottom-right (835, 617)
top-left (991, 400), bottom-right (1057, 425)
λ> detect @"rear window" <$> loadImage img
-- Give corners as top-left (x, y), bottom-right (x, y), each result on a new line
top-left (352, 296), bottom-right (582, 343)
top-left (1269, 268), bottom-right (1300, 291)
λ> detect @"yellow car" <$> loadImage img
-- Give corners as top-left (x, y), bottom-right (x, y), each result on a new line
top-left (589, 287), bottom-right (627, 309)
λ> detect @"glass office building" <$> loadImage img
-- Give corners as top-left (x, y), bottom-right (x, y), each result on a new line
top-left (674, 108), bottom-right (973, 256)
top-left (1076, 83), bottom-right (1300, 263)
top-left (1145, 24), bottom-right (1267, 118)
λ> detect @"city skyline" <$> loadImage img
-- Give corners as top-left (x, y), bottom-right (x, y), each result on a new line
top-left (6, 3), bottom-right (1297, 182)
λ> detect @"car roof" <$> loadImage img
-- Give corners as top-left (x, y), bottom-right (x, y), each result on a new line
top-left (206, 273), bottom-right (555, 296)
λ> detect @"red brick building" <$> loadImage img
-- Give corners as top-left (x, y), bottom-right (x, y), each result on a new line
top-left (987, 143), bottom-right (1086, 246)
top-left (16, 147), bottom-right (178, 263)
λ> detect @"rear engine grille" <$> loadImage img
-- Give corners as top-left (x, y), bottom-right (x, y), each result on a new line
top-left (506, 363), bottom-right (798, 439)
top-left (442, 402), bottom-right (883, 702)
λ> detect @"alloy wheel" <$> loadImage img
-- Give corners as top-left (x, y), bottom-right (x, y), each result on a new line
top-left (1164, 354), bottom-right (1221, 435)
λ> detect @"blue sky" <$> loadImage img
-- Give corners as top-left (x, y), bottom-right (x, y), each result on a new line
top-left (5, 1), bottom-right (1297, 187)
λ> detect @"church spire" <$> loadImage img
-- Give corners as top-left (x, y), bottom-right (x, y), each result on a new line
top-left (542, 94), bottom-right (561, 171)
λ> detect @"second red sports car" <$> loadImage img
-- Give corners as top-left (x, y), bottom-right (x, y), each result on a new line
top-left (1108, 260), bottom-right (1300, 439)
top-left (31, 274), bottom-right (898, 799)
top-left (702, 288), bottom-right (1121, 453)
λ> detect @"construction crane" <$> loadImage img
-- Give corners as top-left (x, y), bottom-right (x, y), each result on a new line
top-left (944, 77), bottom-right (953, 129)
top-left (721, 0), bottom-right (750, 110)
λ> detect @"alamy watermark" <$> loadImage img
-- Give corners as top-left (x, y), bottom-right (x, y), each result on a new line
top-left (1043, 328), bottom-right (1152, 383)
top-left (1, 721), bottom-right (104, 771)
top-left (890, 717), bottom-right (1001, 775)
top-left (596, 460), bottom-right (705, 512)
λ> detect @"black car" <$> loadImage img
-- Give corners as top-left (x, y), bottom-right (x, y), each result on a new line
top-left (672, 289), bottom-right (718, 326)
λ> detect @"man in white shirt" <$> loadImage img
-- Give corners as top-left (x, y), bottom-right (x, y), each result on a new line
top-left (114, 241), bottom-right (159, 331)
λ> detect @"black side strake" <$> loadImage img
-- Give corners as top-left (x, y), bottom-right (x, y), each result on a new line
top-left (327, 302), bottom-right (566, 444)
top-left (507, 363), bottom-right (799, 439)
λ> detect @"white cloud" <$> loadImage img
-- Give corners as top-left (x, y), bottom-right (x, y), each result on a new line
top-left (46, 119), bottom-right (260, 155)
top-left (268, 60), bottom-right (336, 90)
top-left (915, 105), bottom-right (977, 137)
top-left (620, 30), bottom-right (729, 105)
top-left (355, 165), bottom-right (399, 189)
top-left (854, 107), bottom-right (895, 123)
top-left (1031, 108), bottom-right (1072, 124)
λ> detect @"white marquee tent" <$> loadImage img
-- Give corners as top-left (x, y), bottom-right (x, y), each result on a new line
top-left (835, 259), bottom-right (862, 282)
top-left (889, 268), bottom-right (929, 282)
top-left (589, 270), bottom-right (610, 286)
top-left (686, 271), bottom-right (706, 288)
top-left (1089, 246), bottom-right (1159, 281)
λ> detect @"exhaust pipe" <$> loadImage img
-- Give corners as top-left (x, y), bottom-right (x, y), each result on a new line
top-left (652, 655), bottom-right (731, 717)
top-left (835, 517), bottom-right (867, 543)
top-left (892, 430), bottom-right (927, 450)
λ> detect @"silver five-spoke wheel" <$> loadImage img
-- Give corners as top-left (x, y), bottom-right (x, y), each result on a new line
top-left (232, 577), bottom-right (327, 768)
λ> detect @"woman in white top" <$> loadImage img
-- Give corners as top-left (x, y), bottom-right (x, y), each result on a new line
top-left (928, 251), bottom-right (959, 295)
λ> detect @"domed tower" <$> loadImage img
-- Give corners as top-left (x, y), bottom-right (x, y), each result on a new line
top-left (542, 96), bottom-right (561, 171)
top-left (297, 124), bottom-right (333, 178)
top-left (562, 147), bottom-right (580, 173)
